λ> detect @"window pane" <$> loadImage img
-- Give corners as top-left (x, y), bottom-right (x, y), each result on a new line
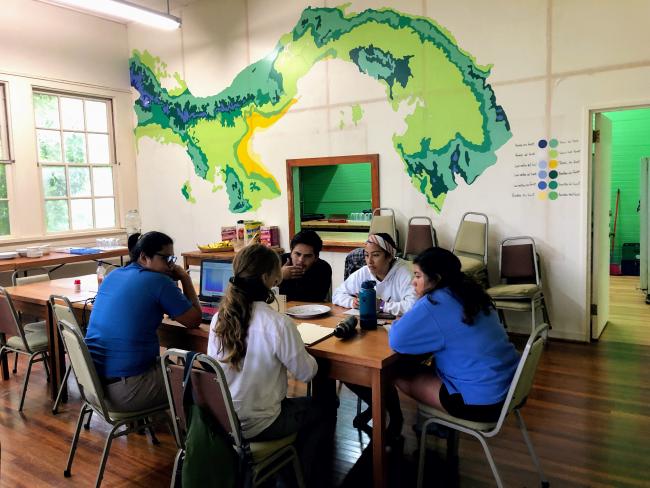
top-left (92, 167), bottom-right (113, 196)
top-left (87, 133), bottom-right (109, 164)
top-left (41, 166), bottom-right (67, 197)
top-left (94, 198), bottom-right (115, 228)
top-left (0, 164), bottom-right (7, 199)
top-left (69, 166), bottom-right (91, 197)
top-left (0, 200), bottom-right (9, 235)
top-left (33, 93), bottom-right (60, 129)
top-left (60, 97), bottom-right (84, 130)
top-left (63, 132), bottom-right (86, 163)
top-left (45, 200), bottom-right (69, 232)
top-left (70, 199), bottom-right (93, 230)
top-left (37, 129), bottom-right (62, 163)
top-left (85, 100), bottom-right (108, 132)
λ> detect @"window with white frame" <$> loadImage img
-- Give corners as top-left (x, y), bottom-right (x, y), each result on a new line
top-left (33, 90), bottom-right (117, 233)
top-left (0, 83), bottom-right (11, 236)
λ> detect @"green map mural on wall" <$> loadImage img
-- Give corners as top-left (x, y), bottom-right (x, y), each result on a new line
top-left (130, 6), bottom-right (511, 213)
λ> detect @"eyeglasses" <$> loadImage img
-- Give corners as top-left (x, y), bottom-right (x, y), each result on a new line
top-left (155, 253), bottom-right (177, 265)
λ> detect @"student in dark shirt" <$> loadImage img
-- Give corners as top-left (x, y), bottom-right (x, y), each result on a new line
top-left (279, 230), bottom-right (332, 302)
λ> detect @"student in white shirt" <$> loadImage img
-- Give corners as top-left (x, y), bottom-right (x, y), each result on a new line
top-left (208, 244), bottom-right (335, 486)
top-left (332, 233), bottom-right (415, 445)
top-left (332, 233), bottom-right (417, 316)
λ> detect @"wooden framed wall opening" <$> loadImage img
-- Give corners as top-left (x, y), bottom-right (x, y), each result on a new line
top-left (286, 154), bottom-right (379, 252)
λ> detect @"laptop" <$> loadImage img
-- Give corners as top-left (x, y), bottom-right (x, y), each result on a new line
top-left (199, 259), bottom-right (234, 322)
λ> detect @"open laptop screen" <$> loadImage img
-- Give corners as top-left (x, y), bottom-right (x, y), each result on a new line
top-left (199, 259), bottom-right (234, 302)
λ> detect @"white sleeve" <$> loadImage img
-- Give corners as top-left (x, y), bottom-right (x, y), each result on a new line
top-left (383, 267), bottom-right (417, 316)
top-left (274, 315), bottom-right (318, 383)
top-left (332, 267), bottom-right (365, 308)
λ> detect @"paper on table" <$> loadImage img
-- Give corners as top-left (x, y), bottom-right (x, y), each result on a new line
top-left (343, 309), bottom-right (360, 316)
top-left (297, 322), bottom-right (333, 346)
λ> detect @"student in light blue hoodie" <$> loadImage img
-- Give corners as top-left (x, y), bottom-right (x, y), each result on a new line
top-left (389, 247), bottom-right (519, 422)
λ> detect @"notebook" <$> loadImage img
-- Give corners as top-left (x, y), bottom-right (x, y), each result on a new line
top-left (297, 322), bottom-right (333, 346)
top-left (199, 259), bottom-right (234, 322)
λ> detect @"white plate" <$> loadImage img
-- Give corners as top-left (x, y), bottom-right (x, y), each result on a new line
top-left (0, 251), bottom-right (18, 260)
top-left (285, 304), bottom-right (331, 319)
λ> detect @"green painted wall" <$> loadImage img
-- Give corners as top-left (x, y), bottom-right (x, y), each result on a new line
top-left (605, 109), bottom-right (650, 263)
top-left (300, 163), bottom-right (371, 216)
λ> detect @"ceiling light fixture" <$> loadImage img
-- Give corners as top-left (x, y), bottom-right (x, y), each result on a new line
top-left (41, 0), bottom-right (181, 30)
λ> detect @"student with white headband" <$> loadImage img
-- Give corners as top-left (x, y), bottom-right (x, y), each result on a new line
top-left (333, 232), bottom-right (417, 316)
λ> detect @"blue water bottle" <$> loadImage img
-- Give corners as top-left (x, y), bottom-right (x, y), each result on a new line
top-left (359, 280), bottom-right (377, 330)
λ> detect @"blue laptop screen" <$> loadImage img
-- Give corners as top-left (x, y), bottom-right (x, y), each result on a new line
top-left (200, 260), bottom-right (234, 301)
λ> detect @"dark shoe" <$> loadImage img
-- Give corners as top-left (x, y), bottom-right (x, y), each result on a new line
top-left (352, 407), bottom-right (372, 430)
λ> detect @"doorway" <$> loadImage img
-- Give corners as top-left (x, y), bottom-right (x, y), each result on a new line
top-left (590, 107), bottom-right (650, 345)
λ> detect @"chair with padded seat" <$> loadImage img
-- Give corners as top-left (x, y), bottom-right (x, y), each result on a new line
top-left (161, 348), bottom-right (305, 488)
top-left (451, 212), bottom-right (489, 286)
top-left (369, 207), bottom-right (398, 247)
top-left (416, 323), bottom-right (550, 488)
top-left (49, 294), bottom-right (84, 414)
top-left (0, 286), bottom-right (50, 411)
top-left (486, 236), bottom-right (551, 335)
top-left (11, 270), bottom-right (50, 334)
top-left (58, 319), bottom-right (169, 488)
top-left (403, 216), bottom-right (438, 260)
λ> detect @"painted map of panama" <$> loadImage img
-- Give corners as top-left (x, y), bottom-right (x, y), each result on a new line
top-left (130, 6), bottom-right (511, 212)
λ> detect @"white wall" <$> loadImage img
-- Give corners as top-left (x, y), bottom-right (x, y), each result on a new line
top-left (128, 0), bottom-right (650, 341)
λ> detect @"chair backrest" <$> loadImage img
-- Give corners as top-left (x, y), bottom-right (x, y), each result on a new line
top-left (49, 294), bottom-right (83, 334)
top-left (403, 216), bottom-right (438, 259)
top-left (12, 270), bottom-right (50, 286)
top-left (500, 236), bottom-right (540, 286)
top-left (57, 319), bottom-right (109, 417)
top-left (369, 208), bottom-right (398, 245)
top-left (452, 212), bottom-right (488, 264)
top-left (0, 287), bottom-right (28, 350)
top-left (344, 247), bottom-right (366, 280)
top-left (490, 323), bottom-right (548, 433)
top-left (161, 349), bottom-right (243, 451)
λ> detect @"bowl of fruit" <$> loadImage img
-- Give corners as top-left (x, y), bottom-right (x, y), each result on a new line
top-left (197, 240), bottom-right (234, 253)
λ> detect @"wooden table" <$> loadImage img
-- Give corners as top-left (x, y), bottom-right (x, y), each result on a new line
top-left (182, 247), bottom-right (284, 270)
top-left (301, 219), bottom-right (370, 231)
top-left (0, 248), bottom-right (129, 274)
top-left (3, 275), bottom-right (98, 400)
top-left (158, 303), bottom-right (397, 488)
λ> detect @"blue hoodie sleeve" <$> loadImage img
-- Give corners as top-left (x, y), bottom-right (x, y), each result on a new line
top-left (388, 296), bottom-right (445, 355)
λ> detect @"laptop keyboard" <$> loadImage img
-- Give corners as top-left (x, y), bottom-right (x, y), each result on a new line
top-left (200, 304), bottom-right (218, 323)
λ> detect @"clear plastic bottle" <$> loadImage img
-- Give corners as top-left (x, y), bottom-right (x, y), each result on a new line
top-left (96, 263), bottom-right (106, 286)
top-left (125, 209), bottom-right (141, 236)
top-left (236, 220), bottom-right (245, 244)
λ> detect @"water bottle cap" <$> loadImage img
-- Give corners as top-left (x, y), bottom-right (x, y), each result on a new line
top-left (74, 279), bottom-right (81, 284)
top-left (361, 280), bottom-right (376, 289)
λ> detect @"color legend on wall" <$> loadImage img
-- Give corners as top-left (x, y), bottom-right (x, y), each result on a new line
top-left (512, 137), bottom-right (581, 200)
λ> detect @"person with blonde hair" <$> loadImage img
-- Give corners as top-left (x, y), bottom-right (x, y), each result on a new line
top-left (208, 244), bottom-right (335, 486)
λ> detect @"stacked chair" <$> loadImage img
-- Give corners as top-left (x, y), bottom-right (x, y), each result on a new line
top-left (486, 236), bottom-right (551, 336)
top-left (416, 324), bottom-right (550, 488)
top-left (452, 212), bottom-right (489, 286)
top-left (161, 349), bottom-right (305, 488)
top-left (0, 286), bottom-right (50, 411)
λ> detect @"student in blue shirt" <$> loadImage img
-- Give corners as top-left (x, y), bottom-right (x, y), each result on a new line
top-left (85, 231), bottom-right (201, 412)
top-left (389, 247), bottom-right (520, 422)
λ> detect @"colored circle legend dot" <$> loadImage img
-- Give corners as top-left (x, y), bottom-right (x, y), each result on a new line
top-left (538, 170), bottom-right (547, 179)
top-left (538, 139), bottom-right (548, 148)
top-left (538, 181), bottom-right (547, 190)
top-left (549, 160), bottom-right (558, 169)
top-left (538, 161), bottom-right (547, 169)
top-left (549, 181), bottom-right (558, 190)
top-left (549, 191), bottom-right (559, 200)
top-left (549, 139), bottom-right (559, 148)
top-left (549, 149), bottom-right (558, 158)
top-left (537, 192), bottom-right (547, 200)
top-left (549, 170), bottom-right (558, 179)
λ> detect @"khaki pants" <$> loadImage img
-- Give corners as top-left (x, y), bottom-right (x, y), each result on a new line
top-left (103, 363), bottom-right (168, 412)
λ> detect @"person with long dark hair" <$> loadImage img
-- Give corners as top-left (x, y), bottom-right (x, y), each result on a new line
top-left (85, 231), bottom-right (201, 412)
top-left (389, 247), bottom-right (519, 422)
top-left (208, 244), bottom-right (335, 486)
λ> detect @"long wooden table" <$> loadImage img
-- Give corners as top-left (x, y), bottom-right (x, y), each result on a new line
top-left (2, 275), bottom-right (396, 487)
top-left (182, 247), bottom-right (284, 270)
top-left (158, 303), bottom-right (397, 488)
top-left (0, 248), bottom-right (129, 274)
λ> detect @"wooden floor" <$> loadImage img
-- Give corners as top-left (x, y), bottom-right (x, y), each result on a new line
top-left (603, 275), bottom-right (650, 346)
top-left (1, 333), bottom-right (649, 488)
